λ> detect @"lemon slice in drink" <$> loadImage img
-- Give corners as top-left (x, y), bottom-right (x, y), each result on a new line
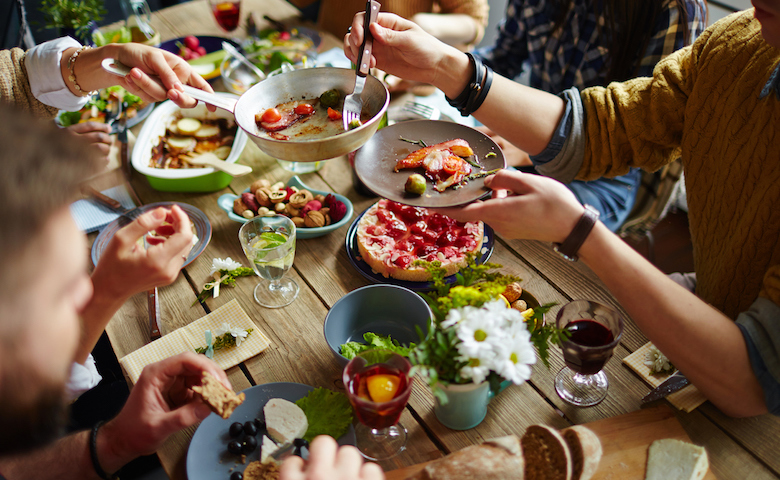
top-left (366, 374), bottom-right (401, 403)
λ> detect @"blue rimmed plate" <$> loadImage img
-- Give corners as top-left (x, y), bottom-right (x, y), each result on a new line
top-left (216, 176), bottom-right (354, 239)
top-left (345, 207), bottom-right (494, 292)
top-left (90, 201), bottom-right (211, 267)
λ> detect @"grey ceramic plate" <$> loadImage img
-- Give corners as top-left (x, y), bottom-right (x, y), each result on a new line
top-left (353, 120), bottom-right (505, 207)
top-left (186, 382), bottom-right (356, 480)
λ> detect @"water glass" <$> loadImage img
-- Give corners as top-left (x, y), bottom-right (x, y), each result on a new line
top-left (238, 215), bottom-right (298, 308)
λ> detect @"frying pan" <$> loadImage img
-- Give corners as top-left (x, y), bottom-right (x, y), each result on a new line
top-left (102, 59), bottom-right (389, 162)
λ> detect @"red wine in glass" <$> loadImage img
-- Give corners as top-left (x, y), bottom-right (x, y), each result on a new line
top-left (562, 319), bottom-right (615, 375)
top-left (210, 0), bottom-right (241, 32)
top-left (554, 300), bottom-right (623, 407)
top-left (347, 364), bottom-right (410, 429)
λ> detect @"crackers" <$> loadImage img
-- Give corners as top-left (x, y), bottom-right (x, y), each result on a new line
top-left (191, 371), bottom-right (245, 419)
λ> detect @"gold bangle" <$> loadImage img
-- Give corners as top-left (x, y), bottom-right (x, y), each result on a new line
top-left (66, 46), bottom-right (97, 97)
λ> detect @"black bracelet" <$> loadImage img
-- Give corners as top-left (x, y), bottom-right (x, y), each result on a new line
top-left (446, 53), bottom-right (489, 117)
top-left (90, 421), bottom-right (119, 480)
top-left (468, 63), bottom-right (493, 114)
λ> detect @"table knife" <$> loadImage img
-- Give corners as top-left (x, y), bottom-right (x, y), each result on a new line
top-left (148, 287), bottom-right (162, 341)
top-left (118, 112), bottom-right (132, 180)
top-left (641, 371), bottom-right (690, 404)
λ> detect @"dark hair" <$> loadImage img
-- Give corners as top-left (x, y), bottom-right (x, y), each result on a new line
top-left (552, 0), bottom-right (698, 83)
top-left (0, 102), bottom-right (101, 294)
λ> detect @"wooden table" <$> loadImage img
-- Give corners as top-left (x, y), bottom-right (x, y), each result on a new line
top-left (93, 1), bottom-right (780, 479)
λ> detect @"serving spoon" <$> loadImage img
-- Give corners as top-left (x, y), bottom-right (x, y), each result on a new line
top-left (180, 152), bottom-right (252, 177)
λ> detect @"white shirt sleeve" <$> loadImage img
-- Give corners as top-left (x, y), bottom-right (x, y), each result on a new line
top-left (25, 37), bottom-right (90, 112)
top-left (66, 354), bottom-right (103, 401)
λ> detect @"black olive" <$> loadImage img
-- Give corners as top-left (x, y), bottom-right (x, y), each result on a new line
top-left (229, 422), bottom-right (244, 438)
top-left (293, 446), bottom-right (303, 457)
top-left (243, 421), bottom-right (258, 436)
top-left (230, 472), bottom-right (244, 480)
top-left (293, 438), bottom-right (309, 448)
top-left (227, 440), bottom-right (243, 455)
top-left (242, 435), bottom-right (258, 454)
top-left (253, 418), bottom-right (266, 430)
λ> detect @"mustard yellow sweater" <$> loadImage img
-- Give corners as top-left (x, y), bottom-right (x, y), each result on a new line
top-left (0, 48), bottom-right (59, 118)
top-left (580, 10), bottom-right (780, 319)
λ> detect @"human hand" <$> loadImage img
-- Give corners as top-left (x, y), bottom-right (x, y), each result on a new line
top-left (99, 353), bottom-right (229, 470)
top-left (66, 122), bottom-right (113, 160)
top-left (475, 127), bottom-right (532, 167)
top-left (109, 42), bottom-right (214, 109)
top-left (434, 169), bottom-right (585, 243)
top-left (279, 436), bottom-right (385, 480)
top-left (90, 205), bottom-right (193, 301)
top-left (344, 12), bottom-right (458, 87)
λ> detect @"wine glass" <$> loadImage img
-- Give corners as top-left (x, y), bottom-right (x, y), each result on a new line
top-left (554, 300), bottom-right (623, 407)
top-left (208, 0), bottom-right (241, 32)
top-left (238, 215), bottom-right (299, 308)
top-left (343, 350), bottom-right (413, 461)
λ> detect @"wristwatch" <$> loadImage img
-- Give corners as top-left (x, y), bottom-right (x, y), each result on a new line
top-left (553, 205), bottom-right (600, 261)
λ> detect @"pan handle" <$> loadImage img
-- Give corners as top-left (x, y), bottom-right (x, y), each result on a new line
top-left (100, 58), bottom-right (238, 113)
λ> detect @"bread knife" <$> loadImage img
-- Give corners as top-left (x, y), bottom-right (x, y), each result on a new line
top-left (641, 371), bottom-right (690, 404)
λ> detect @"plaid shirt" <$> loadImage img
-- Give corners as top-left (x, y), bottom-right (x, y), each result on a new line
top-left (475, 0), bottom-right (707, 92)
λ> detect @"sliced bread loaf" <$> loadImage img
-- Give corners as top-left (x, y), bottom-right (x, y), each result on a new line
top-left (409, 435), bottom-right (524, 480)
top-left (522, 425), bottom-right (572, 480)
top-left (645, 438), bottom-right (709, 480)
top-left (561, 426), bottom-right (602, 480)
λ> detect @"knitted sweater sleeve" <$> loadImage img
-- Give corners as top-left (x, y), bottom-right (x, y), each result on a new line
top-left (0, 48), bottom-right (60, 118)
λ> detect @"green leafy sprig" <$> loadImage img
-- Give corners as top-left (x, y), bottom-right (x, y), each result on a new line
top-left (194, 329), bottom-right (253, 356)
top-left (193, 267), bottom-right (254, 305)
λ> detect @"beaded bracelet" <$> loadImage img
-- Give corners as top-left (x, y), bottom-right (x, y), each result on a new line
top-left (445, 53), bottom-right (494, 117)
top-left (67, 46), bottom-right (97, 97)
top-left (90, 421), bottom-right (119, 480)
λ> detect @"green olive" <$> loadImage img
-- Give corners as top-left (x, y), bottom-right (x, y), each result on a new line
top-left (319, 89), bottom-right (341, 108)
top-left (405, 173), bottom-right (427, 195)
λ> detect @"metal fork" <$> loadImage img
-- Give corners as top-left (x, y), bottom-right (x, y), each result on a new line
top-left (343, 0), bottom-right (381, 131)
top-left (402, 101), bottom-right (441, 120)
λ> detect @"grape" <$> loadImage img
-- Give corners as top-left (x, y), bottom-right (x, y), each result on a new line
top-left (227, 440), bottom-right (242, 455)
top-left (230, 472), bottom-right (243, 480)
top-left (253, 418), bottom-right (266, 430)
top-left (241, 435), bottom-right (258, 454)
top-left (229, 422), bottom-right (244, 438)
top-left (293, 438), bottom-right (309, 448)
top-left (243, 421), bottom-right (258, 436)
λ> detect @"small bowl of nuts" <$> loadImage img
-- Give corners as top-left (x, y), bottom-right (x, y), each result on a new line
top-left (216, 175), bottom-right (354, 239)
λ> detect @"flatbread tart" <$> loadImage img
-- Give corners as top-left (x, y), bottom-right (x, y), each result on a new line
top-left (356, 199), bottom-right (483, 282)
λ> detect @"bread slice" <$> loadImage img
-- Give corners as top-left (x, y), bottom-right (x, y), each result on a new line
top-left (409, 436), bottom-right (524, 480)
top-left (645, 439), bottom-right (709, 480)
top-left (243, 459), bottom-right (281, 480)
top-left (190, 372), bottom-right (244, 419)
top-left (561, 426), bottom-right (602, 480)
top-left (264, 398), bottom-right (308, 444)
top-left (522, 425), bottom-right (572, 480)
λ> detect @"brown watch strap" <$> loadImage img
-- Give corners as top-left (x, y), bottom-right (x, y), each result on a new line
top-left (553, 205), bottom-right (600, 261)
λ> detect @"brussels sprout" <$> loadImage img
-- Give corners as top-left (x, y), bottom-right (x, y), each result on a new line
top-left (405, 173), bottom-right (427, 195)
top-left (320, 89), bottom-right (342, 108)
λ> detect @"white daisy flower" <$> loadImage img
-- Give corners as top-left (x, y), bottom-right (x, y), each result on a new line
top-left (215, 322), bottom-right (250, 347)
top-left (492, 332), bottom-right (536, 385)
top-left (209, 257), bottom-right (243, 275)
top-left (455, 310), bottom-right (501, 358)
top-left (459, 357), bottom-right (491, 384)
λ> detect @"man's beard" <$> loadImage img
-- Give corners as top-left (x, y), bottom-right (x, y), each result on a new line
top-left (0, 369), bottom-right (68, 455)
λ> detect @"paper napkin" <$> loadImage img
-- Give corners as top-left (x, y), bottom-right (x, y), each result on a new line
top-left (70, 185), bottom-right (136, 233)
top-left (623, 342), bottom-right (707, 412)
top-left (119, 299), bottom-right (271, 384)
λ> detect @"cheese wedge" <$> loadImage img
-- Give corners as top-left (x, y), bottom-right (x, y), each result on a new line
top-left (259, 435), bottom-right (279, 463)
top-left (645, 439), bottom-right (709, 480)
top-left (263, 398), bottom-right (308, 444)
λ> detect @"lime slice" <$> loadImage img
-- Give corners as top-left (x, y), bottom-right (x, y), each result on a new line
top-left (252, 231), bottom-right (288, 250)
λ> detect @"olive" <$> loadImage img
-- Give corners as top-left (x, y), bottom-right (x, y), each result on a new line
top-left (230, 472), bottom-right (244, 480)
top-left (229, 422), bottom-right (244, 438)
top-left (242, 435), bottom-right (258, 454)
top-left (243, 421), bottom-right (258, 436)
top-left (253, 418), bottom-right (266, 430)
top-left (405, 173), bottom-right (427, 195)
top-left (227, 440), bottom-right (243, 455)
top-left (319, 89), bottom-right (341, 108)
top-left (293, 446), bottom-right (303, 457)
top-left (293, 438), bottom-right (309, 448)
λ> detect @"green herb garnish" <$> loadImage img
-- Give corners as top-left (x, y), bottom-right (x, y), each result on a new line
top-left (195, 329), bottom-right (253, 355)
top-left (399, 136), bottom-right (428, 148)
top-left (340, 332), bottom-right (416, 360)
top-left (295, 388), bottom-right (353, 442)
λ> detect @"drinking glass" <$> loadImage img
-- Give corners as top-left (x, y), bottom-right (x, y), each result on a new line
top-left (208, 0), bottom-right (241, 32)
top-left (554, 300), bottom-right (623, 407)
top-left (343, 350), bottom-right (413, 461)
top-left (238, 215), bottom-right (298, 308)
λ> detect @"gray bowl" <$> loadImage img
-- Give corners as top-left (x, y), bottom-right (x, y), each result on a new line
top-left (324, 284), bottom-right (432, 366)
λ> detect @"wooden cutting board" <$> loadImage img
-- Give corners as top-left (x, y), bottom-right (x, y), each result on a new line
top-left (385, 405), bottom-right (716, 480)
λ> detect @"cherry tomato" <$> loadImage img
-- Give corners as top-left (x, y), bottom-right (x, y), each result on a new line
top-left (183, 35), bottom-right (200, 50)
top-left (196, 46), bottom-right (207, 56)
top-left (294, 103), bottom-right (314, 115)
top-left (327, 107), bottom-right (342, 120)
top-left (261, 108), bottom-right (282, 123)
top-left (442, 156), bottom-right (462, 175)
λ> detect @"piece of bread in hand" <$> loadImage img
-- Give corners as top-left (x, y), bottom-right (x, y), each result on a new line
top-left (645, 438), bottom-right (709, 480)
top-left (561, 426), bottom-right (602, 480)
top-left (522, 425), bottom-right (572, 480)
top-left (191, 371), bottom-right (244, 419)
top-left (408, 435), bottom-right (524, 480)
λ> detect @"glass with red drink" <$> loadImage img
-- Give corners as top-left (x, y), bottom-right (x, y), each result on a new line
top-left (343, 350), bottom-right (413, 460)
top-left (208, 0), bottom-right (241, 32)
top-left (554, 300), bottom-right (623, 406)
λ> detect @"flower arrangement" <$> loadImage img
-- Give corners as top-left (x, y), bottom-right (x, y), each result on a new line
top-left (195, 322), bottom-right (253, 359)
top-left (409, 254), bottom-right (568, 403)
top-left (194, 257), bottom-right (254, 304)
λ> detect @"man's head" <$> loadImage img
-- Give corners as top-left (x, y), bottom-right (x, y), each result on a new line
top-left (0, 103), bottom-right (100, 454)
top-left (753, 0), bottom-right (780, 46)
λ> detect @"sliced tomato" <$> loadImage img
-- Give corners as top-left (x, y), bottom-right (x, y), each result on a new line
top-left (260, 108), bottom-right (282, 123)
top-left (327, 107), bottom-right (342, 120)
top-left (442, 156), bottom-right (463, 175)
top-left (294, 103), bottom-right (314, 115)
